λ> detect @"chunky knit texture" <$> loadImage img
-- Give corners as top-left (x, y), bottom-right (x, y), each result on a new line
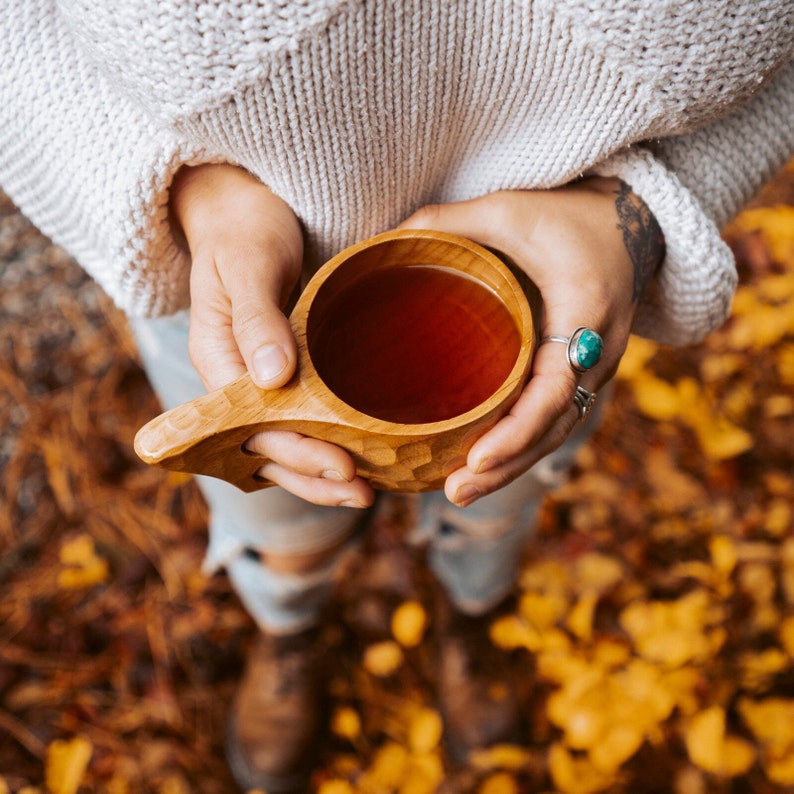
top-left (2, 0), bottom-right (793, 344)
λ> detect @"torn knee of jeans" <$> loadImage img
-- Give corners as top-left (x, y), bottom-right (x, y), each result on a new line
top-left (439, 521), bottom-right (459, 538)
top-left (243, 546), bottom-right (262, 562)
top-left (437, 512), bottom-right (524, 544)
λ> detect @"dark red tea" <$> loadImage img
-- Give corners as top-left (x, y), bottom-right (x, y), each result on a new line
top-left (308, 264), bottom-right (521, 424)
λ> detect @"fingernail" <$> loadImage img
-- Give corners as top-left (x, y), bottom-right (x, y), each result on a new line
top-left (340, 498), bottom-right (367, 509)
top-left (454, 484), bottom-right (481, 506)
top-left (253, 344), bottom-right (288, 384)
top-left (474, 456), bottom-right (501, 475)
top-left (323, 469), bottom-right (350, 482)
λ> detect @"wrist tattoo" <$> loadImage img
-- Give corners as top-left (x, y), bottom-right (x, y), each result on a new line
top-left (614, 180), bottom-right (665, 302)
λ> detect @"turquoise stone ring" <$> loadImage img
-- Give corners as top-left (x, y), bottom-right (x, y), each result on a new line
top-left (568, 326), bottom-right (604, 372)
top-left (540, 326), bottom-right (604, 373)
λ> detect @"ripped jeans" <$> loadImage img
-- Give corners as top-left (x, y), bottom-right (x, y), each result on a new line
top-left (132, 312), bottom-right (604, 634)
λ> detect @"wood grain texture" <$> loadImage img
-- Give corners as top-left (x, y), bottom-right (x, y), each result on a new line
top-left (134, 229), bottom-right (539, 493)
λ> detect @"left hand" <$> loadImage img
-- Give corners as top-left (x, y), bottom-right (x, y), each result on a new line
top-left (398, 177), bottom-right (664, 507)
top-left (169, 163), bottom-right (375, 508)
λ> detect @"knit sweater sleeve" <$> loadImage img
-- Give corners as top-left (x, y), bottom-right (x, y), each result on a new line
top-left (589, 60), bottom-right (794, 347)
top-left (0, 3), bottom-right (210, 317)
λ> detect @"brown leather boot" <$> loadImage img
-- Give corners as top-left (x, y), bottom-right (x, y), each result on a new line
top-left (434, 594), bottom-right (525, 764)
top-left (225, 626), bottom-right (326, 793)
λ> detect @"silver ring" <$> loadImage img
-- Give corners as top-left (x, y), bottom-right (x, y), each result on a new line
top-left (540, 326), bottom-right (604, 373)
top-left (573, 385), bottom-right (597, 422)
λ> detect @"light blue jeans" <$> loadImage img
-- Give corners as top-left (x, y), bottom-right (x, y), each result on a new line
top-left (132, 312), bottom-right (604, 634)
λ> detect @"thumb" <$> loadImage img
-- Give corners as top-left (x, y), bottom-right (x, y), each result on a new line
top-left (188, 240), bottom-right (301, 392)
top-left (231, 271), bottom-right (299, 389)
top-left (398, 193), bottom-right (532, 257)
top-left (175, 164), bottom-right (304, 391)
top-left (397, 197), bottom-right (491, 238)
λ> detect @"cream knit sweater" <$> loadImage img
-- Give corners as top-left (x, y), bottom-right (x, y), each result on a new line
top-left (2, 1), bottom-right (793, 345)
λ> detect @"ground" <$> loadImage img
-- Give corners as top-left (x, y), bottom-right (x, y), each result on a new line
top-left (1, 163), bottom-right (794, 794)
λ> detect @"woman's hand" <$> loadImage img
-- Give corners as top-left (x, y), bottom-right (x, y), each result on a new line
top-left (399, 178), bottom-right (664, 507)
top-left (170, 163), bottom-right (375, 507)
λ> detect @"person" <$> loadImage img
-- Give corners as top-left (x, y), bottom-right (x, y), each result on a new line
top-left (2, 2), bottom-right (793, 790)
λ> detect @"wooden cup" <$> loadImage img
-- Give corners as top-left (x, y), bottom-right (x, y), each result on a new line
top-left (134, 229), bottom-right (540, 493)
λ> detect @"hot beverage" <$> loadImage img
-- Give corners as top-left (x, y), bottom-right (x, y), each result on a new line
top-left (308, 264), bottom-right (521, 424)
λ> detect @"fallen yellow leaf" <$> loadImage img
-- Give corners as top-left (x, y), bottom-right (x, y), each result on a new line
top-left (545, 656), bottom-right (676, 766)
top-left (403, 752), bottom-right (444, 793)
top-left (765, 753), bottom-right (794, 786)
top-left (479, 771), bottom-right (520, 794)
top-left (616, 660), bottom-right (678, 726)
top-left (407, 707), bottom-right (443, 754)
top-left (616, 335), bottom-right (659, 380)
top-left (573, 553), bottom-right (624, 593)
top-left (566, 591), bottom-right (598, 642)
top-left (684, 706), bottom-right (755, 777)
top-left (518, 558), bottom-right (569, 594)
top-left (592, 638), bottom-right (631, 670)
top-left (764, 394), bottom-right (794, 417)
top-left (709, 535), bottom-right (737, 577)
top-left (699, 352), bottom-right (747, 382)
top-left (631, 374), bottom-right (681, 421)
top-left (739, 648), bottom-right (789, 689)
top-left (547, 682), bottom-right (608, 749)
top-left (765, 497), bottom-right (792, 537)
top-left (58, 534), bottom-right (109, 590)
top-left (728, 304), bottom-right (792, 349)
top-left (468, 744), bottom-right (533, 771)
top-left (489, 614), bottom-right (545, 653)
top-left (361, 742), bottom-right (409, 789)
top-left (690, 414), bottom-right (755, 461)
top-left (45, 735), bottom-right (92, 794)
top-left (330, 706), bottom-right (362, 741)
top-left (738, 697), bottom-right (794, 758)
top-left (589, 724), bottom-right (645, 773)
top-left (620, 591), bottom-right (722, 668)
top-left (548, 742), bottom-right (615, 794)
top-left (732, 207), bottom-right (794, 265)
top-left (362, 640), bottom-right (404, 677)
top-left (519, 591), bottom-right (568, 630)
top-left (391, 600), bottom-right (428, 648)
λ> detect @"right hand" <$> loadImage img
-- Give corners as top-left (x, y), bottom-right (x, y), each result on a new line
top-left (169, 163), bottom-right (374, 508)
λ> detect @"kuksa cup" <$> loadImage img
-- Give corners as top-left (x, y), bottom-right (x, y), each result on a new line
top-left (134, 229), bottom-right (540, 493)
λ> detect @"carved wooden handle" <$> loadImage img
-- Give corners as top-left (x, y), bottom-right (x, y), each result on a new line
top-left (133, 371), bottom-right (342, 492)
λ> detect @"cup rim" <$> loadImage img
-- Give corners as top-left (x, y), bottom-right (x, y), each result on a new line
top-left (290, 228), bottom-right (537, 434)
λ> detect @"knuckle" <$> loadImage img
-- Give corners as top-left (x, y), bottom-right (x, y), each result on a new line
top-left (410, 203), bottom-right (444, 227)
top-left (548, 381), bottom-right (577, 419)
top-left (493, 466), bottom-right (519, 491)
top-left (186, 329), bottom-right (226, 381)
top-left (488, 190), bottom-right (519, 220)
top-left (555, 413), bottom-right (579, 445)
top-left (231, 303), bottom-right (266, 342)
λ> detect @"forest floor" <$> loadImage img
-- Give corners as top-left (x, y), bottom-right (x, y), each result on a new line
top-left (2, 162), bottom-right (794, 794)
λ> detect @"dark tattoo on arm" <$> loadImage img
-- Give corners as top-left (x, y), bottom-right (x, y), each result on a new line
top-left (614, 180), bottom-right (666, 302)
